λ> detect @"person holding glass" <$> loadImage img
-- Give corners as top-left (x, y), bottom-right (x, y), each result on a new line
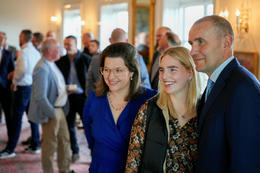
top-left (83, 42), bottom-right (157, 173)
top-left (125, 47), bottom-right (199, 172)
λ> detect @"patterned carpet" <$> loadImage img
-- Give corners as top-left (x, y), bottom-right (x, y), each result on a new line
top-left (0, 113), bottom-right (91, 173)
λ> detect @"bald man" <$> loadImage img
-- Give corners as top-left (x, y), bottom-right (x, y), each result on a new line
top-left (157, 31), bottom-right (181, 52)
top-left (46, 31), bottom-right (56, 39)
top-left (82, 32), bottom-right (94, 56)
top-left (150, 26), bottom-right (172, 90)
top-left (28, 38), bottom-right (72, 173)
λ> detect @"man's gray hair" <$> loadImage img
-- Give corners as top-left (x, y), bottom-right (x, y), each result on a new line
top-left (41, 38), bottom-right (57, 54)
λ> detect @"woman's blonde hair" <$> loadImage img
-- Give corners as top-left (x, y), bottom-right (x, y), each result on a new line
top-left (158, 46), bottom-right (198, 116)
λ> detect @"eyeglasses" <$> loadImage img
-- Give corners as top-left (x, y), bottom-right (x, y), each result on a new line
top-left (100, 67), bottom-right (129, 76)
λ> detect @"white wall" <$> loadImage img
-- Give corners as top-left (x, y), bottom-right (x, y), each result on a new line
top-left (0, 0), bottom-right (59, 49)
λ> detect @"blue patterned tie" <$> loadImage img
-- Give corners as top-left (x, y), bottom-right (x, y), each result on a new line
top-left (205, 79), bottom-right (214, 102)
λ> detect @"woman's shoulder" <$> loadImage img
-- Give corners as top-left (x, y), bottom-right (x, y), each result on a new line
top-left (87, 90), bottom-right (96, 99)
top-left (86, 91), bottom-right (106, 104)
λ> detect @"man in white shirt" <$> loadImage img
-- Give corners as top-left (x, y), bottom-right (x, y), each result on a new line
top-left (0, 30), bottom-right (41, 159)
top-left (28, 38), bottom-right (73, 173)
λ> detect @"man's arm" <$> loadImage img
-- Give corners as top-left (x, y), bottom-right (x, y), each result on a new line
top-left (226, 81), bottom-right (260, 172)
top-left (12, 51), bottom-right (27, 86)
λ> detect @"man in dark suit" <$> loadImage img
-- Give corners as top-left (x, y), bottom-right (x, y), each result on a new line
top-left (0, 31), bottom-right (14, 146)
top-left (150, 26), bottom-right (171, 90)
top-left (82, 32), bottom-right (94, 56)
top-left (56, 35), bottom-right (91, 163)
top-left (188, 15), bottom-right (260, 172)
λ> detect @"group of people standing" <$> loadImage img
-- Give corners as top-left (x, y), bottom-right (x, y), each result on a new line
top-left (83, 15), bottom-right (260, 173)
top-left (0, 14), bottom-right (259, 173)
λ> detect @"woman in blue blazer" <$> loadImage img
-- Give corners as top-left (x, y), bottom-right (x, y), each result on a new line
top-left (83, 42), bottom-right (157, 173)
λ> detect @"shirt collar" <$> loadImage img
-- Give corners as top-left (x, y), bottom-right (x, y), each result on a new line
top-left (21, 42), bottom-right (32, 49)
top-left (210, 56), bottom-right (234, 83)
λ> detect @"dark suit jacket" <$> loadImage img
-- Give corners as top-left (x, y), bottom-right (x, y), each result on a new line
top-left (150, 51), bottom-right (160, 90)
top-left (56, 51), bottom-right (91, 95)
top-left (0, 49), bottom-right (14, 88)
top-left (197, 58), bottom-right (260, 173)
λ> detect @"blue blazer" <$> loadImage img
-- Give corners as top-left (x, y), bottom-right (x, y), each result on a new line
top-left (0, 49), bottom-right (14, 88)
top-left (197, 58), bottom-right (260, 173)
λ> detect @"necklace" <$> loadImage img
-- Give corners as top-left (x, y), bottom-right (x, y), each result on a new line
top-left (107, 93), bottom-right (127, 111)
top-left (181, 115), bottom-right (185, 119)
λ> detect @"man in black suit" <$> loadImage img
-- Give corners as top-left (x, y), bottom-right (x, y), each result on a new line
top-left (0, 31), bottom-right (14, 147)
top-left (56, 35), bottom-right (91, 163)
top-left (82, 32), bottom-right (94, 56)
top-left (150, 26), bottom-right (171, 90)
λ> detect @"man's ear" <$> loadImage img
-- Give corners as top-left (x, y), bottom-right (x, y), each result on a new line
top-left (224, 34), bottom-right (233, 48)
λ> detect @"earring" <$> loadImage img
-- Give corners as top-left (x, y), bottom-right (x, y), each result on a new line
top-left (130, 76), bottom-right (133, 80)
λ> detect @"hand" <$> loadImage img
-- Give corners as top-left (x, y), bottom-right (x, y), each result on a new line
top-left (66, 85), bottom-right (77, 94)
top-left (8, 71), bottom-right (14, 80)
top-left (11, 83), bottom-right (17, 91)
top-left (67, 88), bottom-right (77, 94)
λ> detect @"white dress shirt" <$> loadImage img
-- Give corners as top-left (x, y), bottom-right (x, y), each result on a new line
top-left (13, 42), bottom-right (41, 86)
top-left (47, 61), bottom-right (68, 107)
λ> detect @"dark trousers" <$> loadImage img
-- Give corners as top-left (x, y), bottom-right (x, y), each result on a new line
top-left (67, 93), bottom-right (86, 154)
top-left (6, 85), bottom-right (40, 152)
top-left (0, 85), bottom-right (13, 142)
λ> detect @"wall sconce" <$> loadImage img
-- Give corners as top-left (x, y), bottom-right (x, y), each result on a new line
top-left (233, 0), bottom-right (256, 52)
top-left (219, 7), bottom-right (249, 34)
top-left (219, 9), bottom-right (229, 18)
top-left (236, 8), bottom-right (249, 34)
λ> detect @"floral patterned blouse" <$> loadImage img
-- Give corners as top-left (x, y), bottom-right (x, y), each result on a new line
top-left (125, 101), bottom-right (198, 173)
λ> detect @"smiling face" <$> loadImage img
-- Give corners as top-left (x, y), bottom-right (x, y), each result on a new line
top-left (102, 57), bottom-right (133, 94)
top-left (159, 54), bottom-right (192, 95)
top-left (64, 37), bottom-right (77, 55)
top-left (188, 21), bottom-right (226, 76)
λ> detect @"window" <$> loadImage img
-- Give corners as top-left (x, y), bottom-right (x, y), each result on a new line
top-left (162, 0), bottom-right (213, 48)
top-left (99, 3), bottom-right (128, 51)
top-left (63, 8), bottom-right (82, 49)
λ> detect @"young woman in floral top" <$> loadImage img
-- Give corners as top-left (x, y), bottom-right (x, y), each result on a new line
top-left (125, 47), bottom-right (199, 173)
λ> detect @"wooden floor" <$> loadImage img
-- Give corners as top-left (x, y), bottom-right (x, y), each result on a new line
top-left (0, 113), bottom-right (91, 173)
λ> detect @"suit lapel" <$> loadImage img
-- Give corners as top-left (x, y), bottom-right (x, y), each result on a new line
top-left (198, 77), bottom-right (226, 130)
top-left (73, 52), bottom-right (84, 88)
top-left (198, 58), bottom-right (239, 131)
